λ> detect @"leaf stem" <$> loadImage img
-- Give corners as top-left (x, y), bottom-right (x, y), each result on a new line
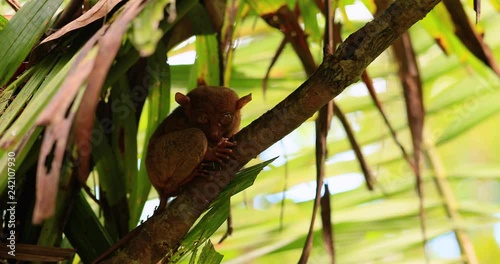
top-left (424, 129), bottom-right (478, 264)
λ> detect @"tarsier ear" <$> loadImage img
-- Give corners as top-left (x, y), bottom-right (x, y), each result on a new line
top-left (197, 79), bottom-right (207, 87)
top-left (236, 93), bottom-right (252, 110)
top-left (175, 92), bottom-right (190, 108)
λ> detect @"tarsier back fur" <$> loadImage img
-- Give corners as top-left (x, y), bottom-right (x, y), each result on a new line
top-left (145, 86), bottom-right (252, 209)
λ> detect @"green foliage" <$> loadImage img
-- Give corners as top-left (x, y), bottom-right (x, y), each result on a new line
top-left (168, 158), bottom-right (276, 263)
top-left (191, 34), bottom-right (220, 87)
top-left (64, 192), bottom-right (114, 263)
top-left (198, 240), bottom-right (223, 264)
top-left (0, 0), bottom-right (62, 86)
top-left (0, 15), bottom-right (6, 30)
top-left (130, 0), bottom-right (171, 56)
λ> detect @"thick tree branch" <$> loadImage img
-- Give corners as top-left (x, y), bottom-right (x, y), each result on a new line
top-left (102, 0), bottom-right (442, 262)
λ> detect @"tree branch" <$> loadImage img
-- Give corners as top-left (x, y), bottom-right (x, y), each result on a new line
top-left (102, 0), bottom-right (443, 262)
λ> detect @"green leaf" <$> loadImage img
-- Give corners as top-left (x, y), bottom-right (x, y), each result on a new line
top-left (0, 127), bottom-right (42, 200)
top-left (111, 77), bottom-right (138, 212)
top-left (158, 0), bottom-right (200, 35)
top-left (459, 201), bottom-right (500, 216)
top-left (490, 0), bottom-right (500, 10)
top-left (130, 42), bottom-right (171, 228)
top-left (181, 4), bottom-right (219, 88)
top-left (93, 119), bottom-right (126, 207)
top-left (437, 88), bottom-right (500, 145)
top-left (337, 226), bottom-right (450, 263)
top-left (0, 0), bottom-right (63, 86)
top-left (64, 192), bottom-right (113, 263)
top-left (334, 198), bottom-right (442, 223)
top-left (0, 66), bottom-right (34, 118)
top-left (189, 245), bottom-right (199, 264)
top-left (448, 164), bottom-right (500, 179)
top-left (198, 240), bottom-right (223, 264)
top-left (190, 34), bottom-right (220, 87)
top-left (173, 158), bottom-right (277, 261)
top-left (426, 77), bottom-right (499, 114)
top-left (130, 0), bottom-right (171, 56)
top-left (0, 54), bottom-right (73, 196)
top-left (219, 157), bottom-right (278, 200)
top-left (0, 52), bottom-right (72, 149)
top-left (298, 0), bottom-right (322, 43)
top-left (244, 0), bottom-right (283, 14)
top-left (0, 56), bottom-right (57, 134)
top-left (0, 15), bottom-right (7, 31)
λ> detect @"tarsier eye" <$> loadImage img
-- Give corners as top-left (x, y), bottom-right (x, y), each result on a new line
top-left (220, 113), bottom-right (233, 125)
top-left (197, 114), bottom-right (209, 124)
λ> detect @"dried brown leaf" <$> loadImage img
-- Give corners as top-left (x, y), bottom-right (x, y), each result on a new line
top-left (320, 184), bottom-right (334, 262)
top-left (392, 32), bottom-right (427, 260)
top-left (443, 0), bottom-right (499, 75)
top-left (40, 0), bottom-right (123, 44)
top-left (361, 70), bottom-right (413, 169)
top-left (333, 104), bottom-right (374, 190)
top-left (474, 0), bottom-right (481, 24)
top-left (262, 37), bottom-right (287, 98)
top-left (33, 0), bottom-right (144, 225)
top-left (262, 5), bottom-right (316, 76)
top-left (74, 0), bottom-right (144, 186)
top-left (33, 27), bottom-right (107, 224)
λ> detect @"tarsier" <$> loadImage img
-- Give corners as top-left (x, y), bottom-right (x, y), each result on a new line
top-left (146, 86), bottom-right (252, 209)
top-left (94, 87), bottom-right (251, 263)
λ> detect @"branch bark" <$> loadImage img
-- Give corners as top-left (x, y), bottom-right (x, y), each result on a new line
top-left (102, 0), bottom-right (443, 262)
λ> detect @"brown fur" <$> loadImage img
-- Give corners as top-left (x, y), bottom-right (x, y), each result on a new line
top-left (146, 86), bottom-right (252, 208)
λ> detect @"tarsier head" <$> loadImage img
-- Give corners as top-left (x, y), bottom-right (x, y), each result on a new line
top-left (175, 86), bottom-right (252, 144)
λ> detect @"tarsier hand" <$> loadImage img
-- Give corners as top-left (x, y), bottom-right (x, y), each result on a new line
top-left (192, 138), bottom-right (236, 179)
top-left (204, 137), bottom-right (237, 163)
